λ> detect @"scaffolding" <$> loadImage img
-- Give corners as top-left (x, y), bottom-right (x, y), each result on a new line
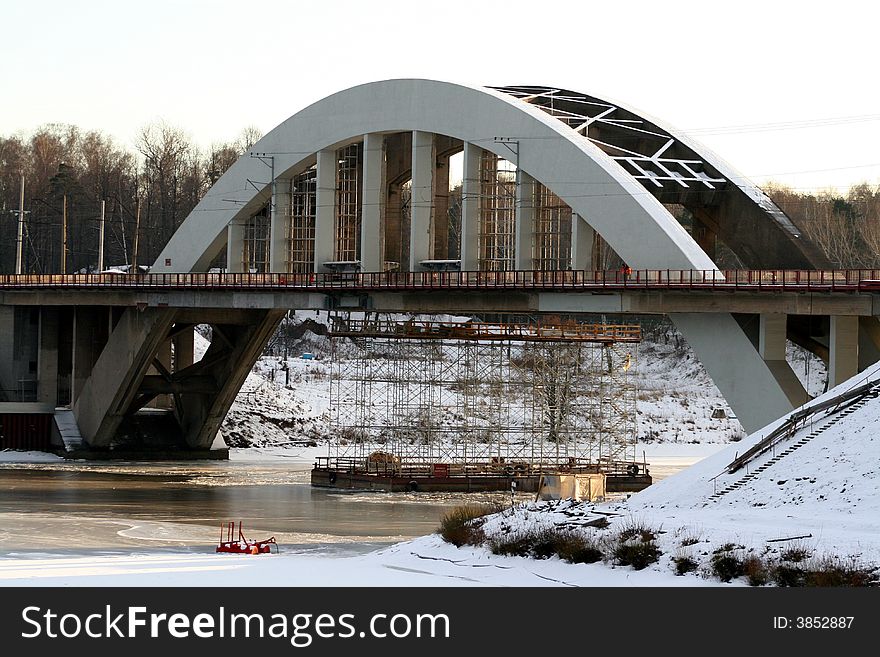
top-left (478, 152), bottom-right (516, 271)
top-left (242, 206), bottom-right (270, 273)
top-left (288, 167), bottom-right (316, 273)
top-left (534, 184), bottom-right (572, 271)
top-left (335, 143), bottom-right (362, 262)
top-left (327, 318), bottom-right (639, 474)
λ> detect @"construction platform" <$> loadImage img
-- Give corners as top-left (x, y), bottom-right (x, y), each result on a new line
top-left (311, 457), bottom-right (651, 493)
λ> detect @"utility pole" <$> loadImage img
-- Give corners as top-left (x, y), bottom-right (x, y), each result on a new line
top-left (131, 197), bottom-right (140, 272)
top-left (61, 193), bottom-right (68, 275)
top-left (97, 200), bottom-right (106, 272)
top-left (15, 172), bottom-right (25, 274)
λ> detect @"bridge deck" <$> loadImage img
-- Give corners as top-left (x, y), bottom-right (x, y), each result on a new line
top-left (2, 269), bottom-right (880, 293)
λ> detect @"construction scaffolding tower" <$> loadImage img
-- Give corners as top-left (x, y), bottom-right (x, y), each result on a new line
top-left (288, 167), bottom-right (317, 273)
top-left (335, 143), bottom-right (362, 262)
top-left (534, 184), bottom-right (572, 271)
top-left (478, 152), bottom-right (516, 271)
top-left (242, 206), bottom-right (270, 273)
top-left (327, 318), bottom-right (639, 474)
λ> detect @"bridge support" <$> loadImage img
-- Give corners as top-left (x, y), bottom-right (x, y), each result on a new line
top-left (38, 307), bottom-right (59, 407)
top-left (173, 327), bottom-right (194, 372)
top-left (172, 309), bottom-right (285, 448)
top-left (72, 306), bottom-right (284, 450)
top-left (227, 222), bottom-right (245, 273)
top-left (315, 149), bottom-right (336, 272)
top-left (759, 313), bottom-right (809, 407)
top-left (515, 171), bottom-right (536, 270)
top-left (571, 214), bottom-right (594, 270)
top-left (460, 142), bottom-right (481, 271)
top-left (670, 313), bottom-right (800, 433)
top-left (361, 133), bottom-right (385, 272)
top-left (269, 177), bottom-right (291, 272)
top-left (858, 316), bottom-right (880, 372)
top-left (410, 130), bottom-right (434, 271)
top-left (829, 315), bottom-right (859, 388)
top-left (72, 307), bottom-right (107, 404)
top-left (73, 306), bottom-right (176, 446)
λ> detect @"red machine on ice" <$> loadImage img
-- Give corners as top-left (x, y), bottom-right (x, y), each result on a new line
top-left (216, 521), bottom-right (278, 554)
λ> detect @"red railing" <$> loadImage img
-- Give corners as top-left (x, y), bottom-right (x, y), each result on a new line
top-left (1, 269), bottom-right (879, 293)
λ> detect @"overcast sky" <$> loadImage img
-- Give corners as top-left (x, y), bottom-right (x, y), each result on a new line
top-left (2, 0), bottom-right (878, 192)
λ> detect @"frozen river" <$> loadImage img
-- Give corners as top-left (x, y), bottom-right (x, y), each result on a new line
top-left (0, 444), bottom-right (723, 554)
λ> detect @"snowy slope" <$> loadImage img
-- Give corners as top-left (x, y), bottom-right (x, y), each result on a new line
top-left (627, 361), bottom-right (880, 562)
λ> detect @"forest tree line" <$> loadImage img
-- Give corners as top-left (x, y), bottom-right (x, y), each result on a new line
top-left (0, 122), bottom-right (260, 274)
top-left (1, 122), bottom-right (879, 273)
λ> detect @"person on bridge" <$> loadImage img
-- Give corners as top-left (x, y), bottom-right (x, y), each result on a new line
top-left (620, 264), bottom-right (632, 281)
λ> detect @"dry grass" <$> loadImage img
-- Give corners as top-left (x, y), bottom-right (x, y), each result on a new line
top-left (438, 503), bottom-right (501, 547)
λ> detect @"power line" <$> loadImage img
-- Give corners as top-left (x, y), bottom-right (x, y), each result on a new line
top-left (684, 114), bottom-right (880, 135)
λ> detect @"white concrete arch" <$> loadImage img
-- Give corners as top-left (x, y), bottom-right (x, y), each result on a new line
top-left (152, 79), bottom-right (713, 274)
top-left (151, 79), bottom-right (804, 432)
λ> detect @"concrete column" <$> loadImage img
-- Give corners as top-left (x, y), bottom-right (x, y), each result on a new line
top-left (151, 339), bottom-right (173, 409)
top-left (361, 133), bottom-right (385, 272)
top-left (515, 171), bottom-right (535, 270)
top-left (759, 313), bottom-right (787, 360)
top-left (269, 179), bottom-right (291, 272)
top-left (38, 307), bottom-right (59, 408)
top-left (571, 214), bottom-right (594, 270)
top-left (410, 131), bottom-right (434, 271)
top-left (857, 316), bottom-right (880, 371)
top-left (226, 222), bottom-right (245, 273)
top-left (671, 312), bottom-right (797, 433)
top-left (829, 315), bottom-right (859, 388)
top-left (460, 142), bottom-right (481, 271)
top-left (73, 307), bottom-right (176, 446)
top-left (315, 149), bottom-right (337, 272)
top-left (433, 152), bottom-right (450, 259)
top-left (758, 313), bottom-right (809, 407)
top-left (173, 328), bottom-right (195, 372)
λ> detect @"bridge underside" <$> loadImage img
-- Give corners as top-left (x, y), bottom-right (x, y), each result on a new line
top-left (0, 305), bottom-right (284, 451)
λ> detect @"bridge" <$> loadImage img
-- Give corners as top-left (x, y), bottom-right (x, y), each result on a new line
top-left (2, 79), bottom-right (878, 453)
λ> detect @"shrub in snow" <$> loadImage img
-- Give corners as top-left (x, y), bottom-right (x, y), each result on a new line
top-left (617, 519), bottom-right (657, 543)
top-left (554, 534), bottom-right (604, 564)
top-left (487, 526), bottom-right (604, 563)
top-left (743, 556), bottom-right (770, 586)
top-left (672, 553), bottom-right (698, 576)
top-left (779, 543), bottom-right (813, 563)
top-left (613, 538), bottom-right (661, 570)
top-left (439, 504), bottom-right (500, 547)
top-left (802, 557), bottom-right (877, 587)
top-left (488, 531), bottom-right (537, 558)
top-left (772, 563), bottom-right (806, 587)
top-left (710, 546), bottom-right (746, 582)
top-left (772, 556), bottom-right (877, 587)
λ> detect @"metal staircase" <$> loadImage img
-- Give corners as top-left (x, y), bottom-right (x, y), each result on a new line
top-left (706, 379), bottom-right (879, 503)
